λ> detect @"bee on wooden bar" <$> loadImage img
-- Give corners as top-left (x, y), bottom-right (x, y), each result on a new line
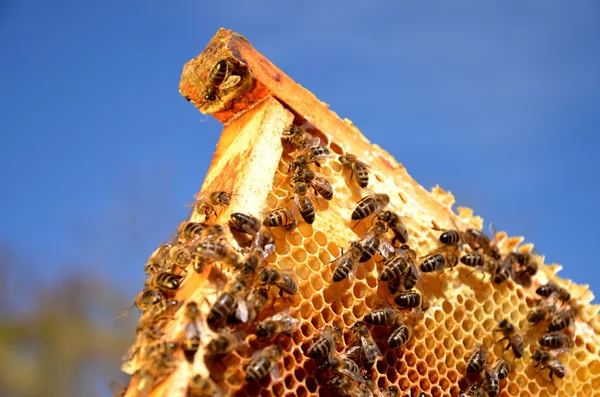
top-left (144, 243), bottom-right (171, 275)
top-left (332, 241), bottom-right (363, 282)
top-left (137, 299), bottom-right (182, 329)
top-left (187, 374), bottom-right (222, 397)
top-left (182, 302), bottom-right (203, 360)
top-left (495, 359), bottom-right (512, 380)
top-left (281, 123), bottom-right (321, 150)
top-left (145, 272), bottom-right (182, 291)
top-left (495, 319), bottom-right (525, 358)
top-left (394, 291), bottom-right (422, 310)
top-left (263, 207), bottom-right (296, 228)
top-left (307, 326), bottom-right (342, 359)
top-left (352, 193), bottom-right (390, 221)
top-left (349, 321), bottom-right (382, 370)
top-left (178, 221), bottom-right (224, 243)
top-left (229, 212), bottom-right (262, 236)
top-left (194, 240), bottom-right (240, 266)
top-left (466, 344), bottom-right (488, 374)
top-left (245, 344), bottom-right (283, 382)
top-left (539, 331), bottom-right (574, 350)
top-left (138, 340), bottom-right (179, 361)
top-left (190, 191), bottom-right (231, 220)
top-left (169, 243), bottom-right (192, 269)
top-left (256, 312), bottom-right (300, 340)
top-left (388, 324), bottom-right (411, 349)
top-left (202, 60), bottom-right (241, 102)
top-left (117, 289), bottom-right (165, 318)
top-left (360, 221), bottom-right (393, 263)
top-left (257, 266), bottom-right (298, 296)
top-left (377, 210), bottom-right (409, 246)
top-left (482, 368), bottom-right (499, 397)
top-left (207, 279), bottom-right (248, 329)
top-left (548, 306), bottom-right (578, 332)
top-left (206, 329), bottom-right (242, 355)
top-left (339, 153), bottom-right (370, 188)
top-left (531, 348), bottom-right (567, 379)
top-left (536, 282), bottom-right (571, 303)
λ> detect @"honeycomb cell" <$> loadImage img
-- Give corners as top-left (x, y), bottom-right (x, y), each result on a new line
top-left (462, 318), bottom-right (474, 332)
top-left (428, 368), bottom-right (439, 383)
top-left (295, 265), bottom-right (310, 281)
top-left (434, 309), bottom-right (444, 323)
top-left (464, 299), bottom-right (475, 312)
top-left (273, 381), bottom-right (285, 397)
top-left (291, 247), bottom-right (307, 263)
top-left (309, 273), bottom-right (324, 291)
top-left (442, 300), bottom-right (452, 314)
top-left (473, 307), bottom-right (484, 321)
top-left (302, 239), bottom-right (317, 255)
top-left (286, 230), bottom-right (302, 246)
top-left (483, 299), bottom-right (494, 314)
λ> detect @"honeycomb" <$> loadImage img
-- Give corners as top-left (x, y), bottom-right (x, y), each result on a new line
top-left (121, 29), bottom-right (600, 397)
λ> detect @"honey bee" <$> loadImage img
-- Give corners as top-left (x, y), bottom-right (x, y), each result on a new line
top-left (138, 299), bottom-right (182, 328)
top-left (349, 321), bottom-right (382, 370)
top-left (360, 221), bottom-right (393, 262)
top-left (495, 319), bottom-right (525, 358)
top-left (364, 307), bottom-right (403, 326)
top-left (186, 374), bottom-right (222, 397)
top-left (289, 146), bottom-right (331, 171)
top-left (134, 356), bottom-right (176, 392)
top-left (318, 351), bottom-right (362, 381)
top-left (482, 368), bottom-right (499, 397)
top-left (117, 288), bottom-right (165, 318)
top-left (339, 153), bottom-right (370, 188)
top-left (191, 191), bottom-right (231, 220)
top-left (262, 208), bottom-right (296, 228)
top-left (229, 213), bottom-right (262, 236)
top-left (434, 227), bottom-right (464, 247)
top-left (281, 123), bottom-right (321, 150)
top-left (531, 348), bottom-right (567, 379)
top-left (245, 344), bottom-right (283, 382)
top-left (380, 246), bottom-right (417, 282)
top-left (466, 344), bottom-right (488, 374)
top-left (459, 253), bottom-right (488, 268)
top-left (182, 302), bottom-right (202, 359)
top-left (257, 266), bottom-right (298, 296)
top-left (178, 221), bottom-right (224, 242)
top-left (206, 329), bottom-right (241, 355)
top-left (137, 340), bottom-right (179, 361)
top-left (251, 227), bottom-right (276, 258)
top-left (145, 272), bottom-right (182, 291)
top-left (419, 251), bottom-right (458, 273)
top-left (388, 324), bottom-right (411, 349)
top-left (292, 182), bottom-right (316, 224)
top-left (464, 227), bottom-right (501, 260)
top-left (351, 193), bottom-right (390, 221)
top-left (381, 386), bottom-right (400, 397)
top-left (234, 252), bottom-right (262, 279)
top-left (538, 331), bottom-right (574, 350)
top-left (202, 60), bottom-right (241, 102)
top-left (548, 306), bottom-right (578, 332)
top-left (194, 240), bottom-right (240, 266)
top-left (492, 255), bottom-right (516, 284)
top-left (393, 291), bottom-right (422, 310)
top-left (169, 243), bottom-right (192, 269)
top-left (327, 374), bottom-right (370, 397)
top-left (207, 60), bottom-right (228, 86)
top-left (495, 359), bottom-right (512, 380)
top-left (527, 298), bottom-right (558, 325)
top-left (244, 287), bottom-right (269, 323)
top-left (307, 326), bottom-right (342, 359)
top-left (207, 279), bottom-right (248, 329)
top-left (256, 312), bottom-right (300, 340)
top-left (292, 165), bottom-right (334, 201)
top-left (536, 282), bottom-right (571, 303)
top-left (377, 210), bottom-right (409, 246)
top-left (144, 243), bottom-right (172, 275)
top-left (332, 241), bottom-right (363, 282)
top-left (510, 249), bottom-right (539, 276)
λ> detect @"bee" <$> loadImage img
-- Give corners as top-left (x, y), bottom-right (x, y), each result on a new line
top-left (138, 299), bottom-right (182, 328)
top-left (362, 221), bottom-right (394, 264)
top-left (459, 253), bottom-right (487, 268)
top-left (117, 288), bottom-right (165, 318)
top-left (134, 356), bottom-right (177, 392)
top-left (252, 226), bottom-right (276, 257)
top-left (178, 221), bottom-right (224, 242)
top-left (194, 240), bottom-right (240, 266)
top-left (377, 210), bottom-right (409, 246)
top-left (495, 359), bottom-right (512, 380)
top-left (207, 279), bottom-right (248, 329)
top-left (244, 287), bottom-right (269, 323)
top-left (292, 182), bottom-right (316, 224)
top-left (257, 266), bottom-right (298, 296)
top-left (466, 344), bottom-right (488, 374)
top-left (419, 251), bottom-right (458, 273)
top-left (536, 282), bottom-right (571, 303)
top-left (208, 60), bottom-right (228, 86)
top-left (393, 291), bottom-right (422, 310)
top-left (318, 351), bottom-right (361, 380)
top-left (527, 297), bottom-right (558, 325)
top-left (186, 374), bottom-right (222, 397)
top-left (435, 227), bottom-right (463, 247)
top-left (548, 306), bottom-right (578, 332)
top-left (234, 252), bottom-right (262, 279)
top-left (281, 123), bottom-right (321, 150)
top-left (339, 153), bottom-right (370, 188)
top-left (307, 326), bottom-right (342, 359)
top-left (145, 272), bottom-right (182, 291)
top-left (508, 249), bottom-right (539, 276)
top-left (482, 368), bottom-right (499, 397)
top-left (539, 331), bottom-right (574, 350)
top-left (263, 208), bottom-right (296, 229)
top-left (531, 348), bottom-right (566, 379)
top-left (206, 329), bottom-right (241, 355)
top-left (182, 302), bottom-right (202, 358)
top-left (349, 321), bottom-right (382, 370)
top-left (495, 319), bottom-right (525, 358)
top-left (144, 243), bottom-right (172, 275)
top-left (332, 241), bottom-right (364, 282)
top-left (138, 340), bottom-right (179, 360)
top-left (381, 386), bottom-right (400, 397)
top-left (169, 243), bottom-right (192, 269)
top-left (464, 227), bottom-right (501, 260)
top-left (388, 324), bottom-right (411, 349)
top-left (202, 60), bottom-right (241, 102)
top-left (289, 146), bottom-right (331, 171)
top-left (351, 193), bottom-right (390, 221)
top-left (245, 344), bottom-right (283, 382)
top-left (229, 213), bottom-right (262, 236)
top-left (380, 246), bottom-right (417, 281)
top-left (256, 312), bottom-right (300, 340)
top-left (327, 374), bottom-right (370, 397)
top-left (191, 191), bottom-right (231, 220)
top-left (364, 307), bottom-right (403, 326)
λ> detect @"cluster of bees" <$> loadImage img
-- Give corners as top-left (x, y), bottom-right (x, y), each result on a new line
top-left (118, 58), bottom-right (580, 397)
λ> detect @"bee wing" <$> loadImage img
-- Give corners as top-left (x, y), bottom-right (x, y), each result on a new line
top-left (345, 344), bottom-right (361, 359)
top-left (362, 336), bottom-right (383, 358)
top-left (236, 300), bottom-right (249, 323)
top-left (269, 360), bottom-right (281, 381)
top-left (379, 240), bottom-right (394, 259)
top-left (220, 74), bottom-right (242, 90)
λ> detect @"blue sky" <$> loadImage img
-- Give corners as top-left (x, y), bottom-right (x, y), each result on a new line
top-left (1, 1), bottom-right (599, 303)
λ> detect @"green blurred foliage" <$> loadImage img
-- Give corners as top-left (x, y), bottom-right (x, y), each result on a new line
top-left (0, 246), bottom-right (136, 397)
